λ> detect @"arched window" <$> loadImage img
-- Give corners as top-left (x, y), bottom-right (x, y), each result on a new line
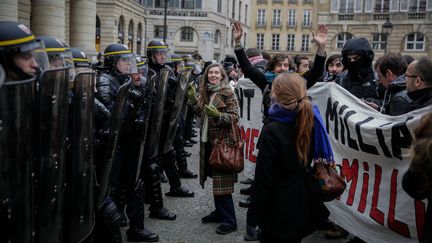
top-left (405, 32), bottom-right (425, 51)
top-left (336, 32), bottom-right (353, 49)
top-left (128, 20), bottom-right (134, 51)
top-left (118, 16), bottom-right (125, 44)
top-left (215, 29), bottom-right (220, 44)
top-left (137, 23), bottom-right (142, 55)
top-left (96, 15), bottom-right (101, 52)
top-left (180, 27), bottom-right (194, 42)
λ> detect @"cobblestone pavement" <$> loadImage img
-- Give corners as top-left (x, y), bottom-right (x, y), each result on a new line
top-left (122, 128), bottom-right (352, 243)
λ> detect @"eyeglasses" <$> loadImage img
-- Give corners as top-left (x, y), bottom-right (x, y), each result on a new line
top-left (405, 74), bottom-right (418, 78)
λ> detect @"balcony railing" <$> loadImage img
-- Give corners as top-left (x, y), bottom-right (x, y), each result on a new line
top-left (272, 21), bottom-right (282, 28)
top-left (288, 0), bottom-right (298, 3)
top-left (302, 21), bottom-right (312, 27)
top-left (273, 0), bottom-right (283, 3)
top-left (338, 14), bottom-right (354, 20)
top-left (287, 21), bottom-right (296, 28)
top-left (303, 0), bottom-right (313, 4)
top-left (408, 12), bottom-right (426, 19)
top-left (373, 13), bottom-right (389, 20)
top-left (257, 0), bottom-right (268, 4)
top-left (256, 21), bottom-right (267, 28)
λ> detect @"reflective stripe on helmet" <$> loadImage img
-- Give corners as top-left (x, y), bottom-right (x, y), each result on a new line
top-left (147, 46), bottom-right (167, 49)
top-left (0, 35), bottom-right (36, 46)
top-left (73, 58), bottom-right (89, 62)
top-left (103, 50), bottom-right (131, 56)
top-left (46, 47), bottom-right (67, 52)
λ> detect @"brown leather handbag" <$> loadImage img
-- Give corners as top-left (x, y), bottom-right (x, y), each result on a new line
top-left (209, 122), bottom-right (244, 173)
top-left (311, 159), bottom-right (346, 202)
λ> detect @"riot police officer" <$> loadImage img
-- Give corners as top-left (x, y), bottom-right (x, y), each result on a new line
top-left (0, 20), bottom-right (50, 243)
top-left (168, 54), bottom-right (198, 178)
top-left (111, 55), bottom-right (159, 242)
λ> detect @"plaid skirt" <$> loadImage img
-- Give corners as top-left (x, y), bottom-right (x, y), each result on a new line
top-left (199, 142), bottom-right (237, 195)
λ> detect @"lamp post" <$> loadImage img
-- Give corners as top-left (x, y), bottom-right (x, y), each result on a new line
top-left (163, 0), bottom-right (169, 43)
top-left (382, 18), bottom-right (393, 54)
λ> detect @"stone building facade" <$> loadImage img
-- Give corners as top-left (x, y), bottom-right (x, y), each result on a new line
top-left (318, 0), bottom-right (432, 59)
top-left (248, 0), bottom-right (319, 57)
top-left (0, 0), bottom-right (250, 61)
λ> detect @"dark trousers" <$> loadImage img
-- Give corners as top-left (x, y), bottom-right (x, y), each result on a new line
top-left (214, 194), bottom-right (237, 228)
top-left (183, 105), bottom-right (194, 140)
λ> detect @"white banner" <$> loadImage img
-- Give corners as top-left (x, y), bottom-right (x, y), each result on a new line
top-left (308, 82), bottom-right (432, 243)
top-left (237, 77), bottom-right (264, 180)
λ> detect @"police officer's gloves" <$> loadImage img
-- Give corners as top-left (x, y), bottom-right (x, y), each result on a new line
top-left (128, 88), bottom-right (143, 105)
top-left (205, 104), bottom-right (220, 118)
top-left (187, 84), bottom-right (197, 101)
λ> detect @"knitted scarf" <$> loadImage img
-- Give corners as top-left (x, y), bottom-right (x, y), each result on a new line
top-left (201, 82), bottom-right (229, 143)
top-left (268, 103), bottom-right (334, 162)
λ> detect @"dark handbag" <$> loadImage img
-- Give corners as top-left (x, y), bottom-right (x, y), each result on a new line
top-left (311, 159), bottom-right (346, 202)
top-left (209, 122), bottom-right (244, 173)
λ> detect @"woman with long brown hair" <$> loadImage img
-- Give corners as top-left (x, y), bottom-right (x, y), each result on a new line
top-left (246, 73), bottom-right (331, 242)
top-left (187, 63), bottom-right (240, 235)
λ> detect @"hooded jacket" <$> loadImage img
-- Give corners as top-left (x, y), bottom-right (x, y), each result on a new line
top-left (337, 38), bottom-right (381, 104)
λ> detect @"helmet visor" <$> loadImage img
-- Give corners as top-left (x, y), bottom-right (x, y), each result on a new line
top-left (116, 53), bottom-right (138, 74)
top-left (150, 49), bottom-right (170, 65)
top-left (64, 49), bottom-right (76, 83)
top-left (30, 40), bottom-right (50, 73)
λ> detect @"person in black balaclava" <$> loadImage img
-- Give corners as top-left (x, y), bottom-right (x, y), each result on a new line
top-left (336, 38), bottom-right (382, 106)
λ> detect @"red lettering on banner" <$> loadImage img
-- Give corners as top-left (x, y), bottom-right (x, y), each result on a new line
top-left (370, 164), bottom-right (385, 225)
top-left (358, 162), bottom-right (369, 213)
top-left (415, 200), bottom-right (426, 240)
top-left (342, 158), bottom-right (359, 206)
top-left (249, 129), bottom-right (259, 163)
top-left (387, 169), bottom-right (410, 237)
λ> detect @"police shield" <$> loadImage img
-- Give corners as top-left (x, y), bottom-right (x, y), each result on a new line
top-left (160, 70), bottom-right (191, 153)
top-left (95, 80), bottom-right (130, 209)
top-left (63, 69), bottom-right (95, 243)
top-left (145, 67), bottom-right (170, 159)
top-left (0, 77), bottom-right (36, 243)
top-left (34, 66), bottom-right (70, 243)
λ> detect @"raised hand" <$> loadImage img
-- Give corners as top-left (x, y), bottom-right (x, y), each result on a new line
top-left (312, 24), bottom-right (328, 54)
top-left (232, 20), bottom-right (243, 44)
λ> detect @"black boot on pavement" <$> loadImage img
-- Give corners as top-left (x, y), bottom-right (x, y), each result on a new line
top-left (239, 197), bottom-right (251, 208)
top-left (149, 207), bottom-right (177, 220)
top-left (127, 228), bottom-right (159, 242)
top-left (179, 169), bottom-right (198, 178)
top-left (165, 185), bottom-right (195, 197)
top-left (240, 186), bottom-right (252, 195)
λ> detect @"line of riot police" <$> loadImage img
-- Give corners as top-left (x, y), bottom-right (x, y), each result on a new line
top-left (0, 21), bottom-right (200, 243)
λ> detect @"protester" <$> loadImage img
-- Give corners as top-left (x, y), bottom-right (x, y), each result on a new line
top-left (402, 112), bottom-right (432, 243)
top-left (373, 53), bottom-right (411, 115)
top-left (323, 54), bottom-right (343, 82)
top-left (293, 54), bottom-right (310, 75)
top-left (246, 73), bottom-right (329, 242)
top-left (232, 20), bottom-right (327, 123)
top-left (336, 38), bottom-right (382, 107)
top-left (188, 63), bottom-right (240, 235)
top-left (405, 57), bottom-right (432, 111)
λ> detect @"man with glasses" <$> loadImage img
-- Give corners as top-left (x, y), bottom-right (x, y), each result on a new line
top-left (405, 57), bottom-right (432, 111)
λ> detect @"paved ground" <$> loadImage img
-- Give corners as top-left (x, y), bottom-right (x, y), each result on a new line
top-left (122, 128), bottom-right (352, 243)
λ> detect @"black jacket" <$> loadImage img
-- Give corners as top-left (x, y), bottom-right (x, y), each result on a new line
top-left (381, 76), bottom-right (411, 115)
top-left (407, 87), bottom-right (432, 111)
top-left (247, 121), bottom-right (329, 240)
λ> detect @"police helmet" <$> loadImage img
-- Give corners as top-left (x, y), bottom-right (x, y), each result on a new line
top-left (146, 40), bottom-right (170, 65)
top-left (71, 47), bottom-right (90, 68)
top-left (103, 43), bottom-right (137, 75)
top-left (37, 35), bottom-right (70, 68)
top-left (0, 21), bottom-right (49, 80)
top-left (135, 55), bottom-right (147, 77)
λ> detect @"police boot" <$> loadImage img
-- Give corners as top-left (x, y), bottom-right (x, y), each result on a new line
top-left (127, 203), bottom-right (159, 242)
top-left (165, 185), bottom-right (195, 197)
top-left (161, 151), bottom-right (195, 197)
top-left (100, 197), bottom-right (124, 243)
top-left (145, 161), bottom-right (176, 220)
top-left (176, 147), bottom-right (197, 179)
top-left (110, 185), bottom-right (129, 227)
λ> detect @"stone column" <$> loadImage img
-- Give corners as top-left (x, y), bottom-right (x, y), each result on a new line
top-left (70, 0), bottom-right (97, 56)
top-left (0, 0), bottom-right (18, 22)
top-left (32, 0), bottom-right (66, 40)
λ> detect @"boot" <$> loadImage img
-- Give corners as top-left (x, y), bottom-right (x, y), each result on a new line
top-left (127, 228), bottom-right (159, 242)
top-left (149, 207), bottom-right (176, 220)
top-left (239, 197), bottom-right (251, 208)
top-left (165, 185), bottom-right (195, 197)
top-left (178, 169), bottom-right (198, 178)
top-left (176, 148), bottom-right (197, 178)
